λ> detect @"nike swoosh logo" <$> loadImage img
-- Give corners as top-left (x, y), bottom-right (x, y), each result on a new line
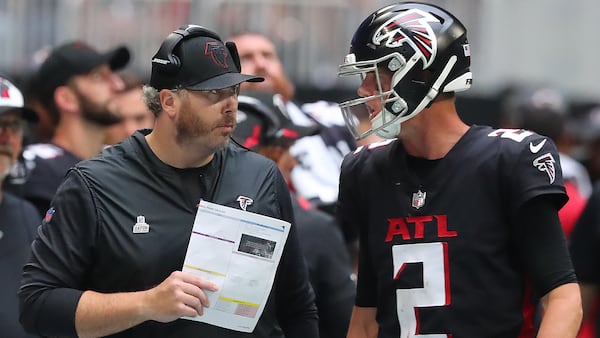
top-left (529, 139), bottom-right (547, 153)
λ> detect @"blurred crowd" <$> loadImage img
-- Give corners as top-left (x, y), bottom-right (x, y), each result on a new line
top-left (2, 27), bottom-right (600, 337)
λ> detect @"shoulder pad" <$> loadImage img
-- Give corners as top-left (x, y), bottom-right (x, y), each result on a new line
top-left (351, 138), bottom-right (396, 155)
top-left (301, 100), bottom-right (346, 127)
top-left (486, 128), bottom-right (537, 143)
top-left (22, 143), bottom-right (64, 160)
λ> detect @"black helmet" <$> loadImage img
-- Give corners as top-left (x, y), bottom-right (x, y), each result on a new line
top-left (233, 92), bottom-right (319, 149)
top-left (338, 2), bottom-right (472, 139)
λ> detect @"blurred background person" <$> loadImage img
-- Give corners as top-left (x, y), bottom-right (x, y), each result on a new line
top-left (567, 103), bottom-right (600, 338)
top-left (500, 86), bottom-right (591, 237)
top-left (3, 41), bottom-right (130, 217)
top-left (571, 105), bottom-right (600, 184)
top-left (569, 182), bottom-right (600, 338)
top-left (23, 45), bottom-right (55, 144)
top-left (229, 32), bottom-right (356, 217)
top-left (105, 72), bottom-right (155, 145)
top-left (0, 74), bottom-right (41, 338)
top-left (232, 91), bottom-right (355, 338)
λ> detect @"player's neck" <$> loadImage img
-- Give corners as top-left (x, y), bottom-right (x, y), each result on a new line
top-left (399, 106), bottom-right (469, 159)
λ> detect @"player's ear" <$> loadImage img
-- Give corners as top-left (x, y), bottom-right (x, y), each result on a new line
top-left (54, 86), bottom-right (79, 115)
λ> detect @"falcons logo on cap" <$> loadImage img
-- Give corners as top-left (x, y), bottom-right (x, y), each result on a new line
top-left (205, 42), bottom-right (229, 68)
top-left (372, 9), bottom-right (439, 68)
top-left (533, 153), bottom-right (556, 184)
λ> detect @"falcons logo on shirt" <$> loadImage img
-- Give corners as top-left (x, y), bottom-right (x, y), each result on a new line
top-left (533, 153), bottom-right (556, 184)
top-left (372, 9), bottom-right (439, 68)
top-left (237, 195), bottom-right (254, 211)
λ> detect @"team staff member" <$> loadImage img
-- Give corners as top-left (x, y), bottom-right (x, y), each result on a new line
top-left (4, 40), bottom-right (130, 217)
top-left (229, 32), bottom-right (356, 216)
top-left (233, 92), bottom-right (355, 338)
top-left (336, 2), bottom-right (581, 337)
top-left (19, 25), bottom-right (318, 338)
top-left (570, 183), bottom-right (600, 337)
top-left (0, 75), bottom-right (40, 338)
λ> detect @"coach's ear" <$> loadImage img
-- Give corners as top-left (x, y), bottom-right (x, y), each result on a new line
top-left (159, 88), bottom-right (180, 120)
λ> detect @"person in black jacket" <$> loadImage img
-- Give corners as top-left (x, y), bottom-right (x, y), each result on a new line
top-left (0, 74), bottom-right (40, 338)
top-left (232, 92), bottom-right (356, 338)
top-left (19, 25), bottom-right (318, 338)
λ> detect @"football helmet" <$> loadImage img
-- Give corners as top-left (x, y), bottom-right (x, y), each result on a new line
top-left (338, 2), bottom-right (472, 139)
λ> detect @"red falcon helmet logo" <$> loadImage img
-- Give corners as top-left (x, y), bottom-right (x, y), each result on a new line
top-left (0, 82), bottom-right (9, 98)
top-left (0, 77), bottom-right (24, 108)
top-left (372, 9), bottom-right (439, 68)
top-left (0, 77), bottom-right (10, 99)
top-left (533, 153), bottom-right (556, 184)
top-left (205, 42), bottom-right (229, 68)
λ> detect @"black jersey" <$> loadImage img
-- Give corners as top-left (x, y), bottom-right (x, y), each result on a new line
top-left (338, 125), bottom-right (569, 337)
top-left (291, 194), bottom-right (355, 338)
top-left (19, 131), bottom-right (318, 338)
top-left (570, 182), bottom-right (600, 284)
top-left (4, 143), bottom-right (81, 217)
top-left (570, 182), bottom-right (600, 334)
top-left (0, 192), bottom-right (40, 338)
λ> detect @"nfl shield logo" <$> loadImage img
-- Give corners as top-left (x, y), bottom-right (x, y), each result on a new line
top-left (412, 190), bottom-right (426, 209)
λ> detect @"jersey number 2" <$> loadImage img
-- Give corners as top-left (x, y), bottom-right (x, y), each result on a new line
top-left (392, 242), bottom-right (450, 338)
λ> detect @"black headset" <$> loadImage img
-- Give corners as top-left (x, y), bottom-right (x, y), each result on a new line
top-left (237, 94), bottom-right (281, 141)
top-left (151, 24), bottom-right (242, 74)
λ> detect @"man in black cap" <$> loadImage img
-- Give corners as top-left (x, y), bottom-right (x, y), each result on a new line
top-left (19, 25), bottom-right (318, 338)
top-left (229, 32), bottom-right (358, 216)
top-left (233, 92), bottom-right (319, 183)
top-left (233, 92), bottom-right (356, 338)
top-left (4, 40), bottom-right (130, 217)
top-left (0, 74), bottom-right (40, 338)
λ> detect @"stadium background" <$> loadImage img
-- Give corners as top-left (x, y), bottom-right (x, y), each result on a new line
top-left (1, 0), bottom-right (598, 126)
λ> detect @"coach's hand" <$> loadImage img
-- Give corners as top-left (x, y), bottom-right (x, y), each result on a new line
top-left (142, 271), bottom-right (219, 322)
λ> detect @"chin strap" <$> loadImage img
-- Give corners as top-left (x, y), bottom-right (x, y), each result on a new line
top-left (370, 55), bottom-right (459, 139)
top-left (371, 110), bottom-right (401, 139)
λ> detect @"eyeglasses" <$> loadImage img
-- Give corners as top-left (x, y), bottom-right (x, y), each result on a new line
top-left (176, 84), bottom-right (241, 103)
top-left (201, 84), bottom-right (241, 97)
top-left (0, 118), bottom-right (26, 133)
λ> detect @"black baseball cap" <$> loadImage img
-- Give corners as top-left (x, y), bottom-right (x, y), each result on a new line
top-left (150, 27), bottom-right (263, 91)
top-left (233, 92), bottom-right (319, 149)
top-left (0, 75), bottom-right (38, 122)
top-left (36, 41), bottom-right (130, 99)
